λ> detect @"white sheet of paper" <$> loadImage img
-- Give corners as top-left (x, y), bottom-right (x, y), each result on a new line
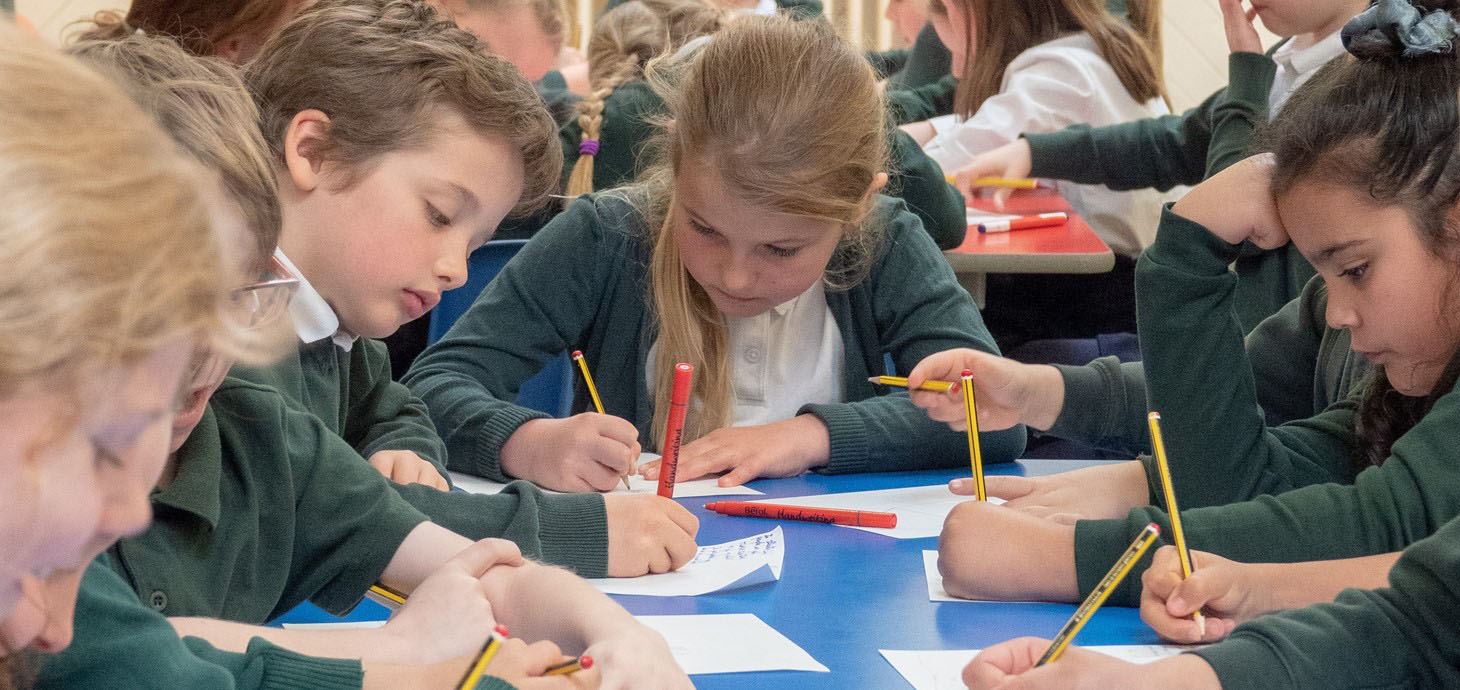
top-left (748, 485), bottom-right (1002, 539)
top-left (280, 621), bottom-right (386, 630)
top-left (880, 647), bottom-right (1187, 690)
top-left (588, 527), bottom-right (784, 597)
top-left (921, 550), bottom-right (1037, 603)
top-left (449, 453), bottom-right (762, 497)
top-left (966, 208), bottom-right (1020, 223)
top-left (637, 614), bottom-right (828, 674)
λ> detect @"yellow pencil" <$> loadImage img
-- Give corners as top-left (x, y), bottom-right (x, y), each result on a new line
top-left (960, 369), bottom-right (986, 501)
top-left (866, 375), bottom-right (957, 393)
top-left (456, 625), bottom-right (509, 690)
top-left (1037, 523), bottom-right (1161, 666)
top-left (367, 583), bottom-right (406, 607)
top-left (1148, 411), bottom-right (1206, 637)
top-left (943, 175), bottom-right (1040, 189)
top-left (572, 350), bottom-right (630, 490)
top-left (543, 655), bottom-right (594, 676)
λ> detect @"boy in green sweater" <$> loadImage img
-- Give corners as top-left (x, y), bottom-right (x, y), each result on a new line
top-left (916, 0), bottom-right (1460, 631)
top-left (951, 0), bottom-right (1366, 331)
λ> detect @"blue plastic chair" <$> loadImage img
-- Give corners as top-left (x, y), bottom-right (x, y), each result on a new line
top-left (427, 239), bottom-right (574, 417)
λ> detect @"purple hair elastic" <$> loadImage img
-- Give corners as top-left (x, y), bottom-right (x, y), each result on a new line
top-left (579, 139), bottom-right (601, 157)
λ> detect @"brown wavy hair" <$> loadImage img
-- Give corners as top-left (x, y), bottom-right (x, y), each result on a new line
top-left (72, 0), bottom-right (302, 58)
top-left (1262, 1), bottom-right (1460, 470)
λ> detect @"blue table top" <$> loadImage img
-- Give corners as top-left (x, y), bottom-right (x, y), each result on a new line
top-left (276, 459), bottom-right (1158, 688)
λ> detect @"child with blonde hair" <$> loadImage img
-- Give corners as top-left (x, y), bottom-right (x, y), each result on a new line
top-left (406, 15), bottom-right (1025, 492)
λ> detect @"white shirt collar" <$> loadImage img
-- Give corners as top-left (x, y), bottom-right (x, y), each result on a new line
top-left (1272, 31), bottom-right (1345, 80)
top-left (752, 0), bottom-right (776, 15)
top-left (274, 248), bottom-right (358, 351)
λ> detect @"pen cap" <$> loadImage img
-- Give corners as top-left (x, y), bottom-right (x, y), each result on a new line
top-left (670, 363), bottom-right (694, 404)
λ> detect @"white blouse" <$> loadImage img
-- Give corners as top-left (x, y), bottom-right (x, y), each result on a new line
top-left (922, 32), bottom-right (1180, 257)
top-left (647, 280), bottom-right (845, 428)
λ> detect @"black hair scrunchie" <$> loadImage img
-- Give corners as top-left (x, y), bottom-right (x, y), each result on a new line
top-left (1342, 0), bottom-right (1460, 59)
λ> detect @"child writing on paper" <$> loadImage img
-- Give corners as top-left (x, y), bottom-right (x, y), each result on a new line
top-left (899, 0), bottom-right (1177, 347)
top-left (914, 0), bottom-right (1460, 620)
top-left (560, 0), bottom-right (969, 251)
top-left (404, 15), bottom-right (1026, 493)
top-left (28, 26), bottom-right (599, 690)
top-left (39, 25), bottom-right (686, 690)
top-left (956, 0), bottom-right (1367, 332)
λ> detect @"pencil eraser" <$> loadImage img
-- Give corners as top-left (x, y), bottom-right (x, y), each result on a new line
top-left (572, 350), bottom-right (583, 359)
top-left (494, 624), bottom-right (509, 637)
top-left (961, 369), bottom-right (972, 378)
top-left (579, 656), bottom-right (594, 669)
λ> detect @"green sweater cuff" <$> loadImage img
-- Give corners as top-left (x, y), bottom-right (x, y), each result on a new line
top-left (473, 676), bottom-right (518, 690)
top-left (1048, 358), bottom-right (1127, 446)
top-left (1189, 635), bottom-right (1290, 690)
top-left (1073, 514), bottom-right (1166, 605)
top-left (532, 491), bottom-right (610, 578)
top-left (1224, 52), bottom-right (1277, 109)
top-left (473, 405), bottom-right (551, 482)
top-left (799, 404), bottom-right (871, 474)
top-left (245, 638), bottom-right (364, 690)
top-left (1145, 205), bottom-right (1245, 275)
top-left (1025, 128), bottom-right (1098, 182)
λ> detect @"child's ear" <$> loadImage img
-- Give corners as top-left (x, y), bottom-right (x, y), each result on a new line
top-left (283, 110), bottom-right (332, 194)
top-left (867, 171), bottom-right (890, 197)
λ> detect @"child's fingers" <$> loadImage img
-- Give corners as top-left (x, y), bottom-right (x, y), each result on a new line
top-left (655, 497), bottom-right (701, 536)
top-left (449, 538), bottom-right (526, 578)
top-left (982, 475), bottom-right (1036, 500)
top-left (718, 462), bottom-right (760, 487)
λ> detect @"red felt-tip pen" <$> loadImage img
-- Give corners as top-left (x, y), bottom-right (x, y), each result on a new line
top-left (977, 212), bottom-right (1068, 233)
top-left (704, 501), bottom-right (897, 528)
top-left (656, 363), bottom-right (694, 499)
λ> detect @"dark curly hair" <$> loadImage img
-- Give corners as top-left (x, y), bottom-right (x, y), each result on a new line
top-left (1260, 0), bottom-right (1460, 470)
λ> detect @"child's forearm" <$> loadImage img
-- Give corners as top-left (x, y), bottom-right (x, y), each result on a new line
top-left (481, 561), bottom-right (637, 652)
top-left (380, 522), bottom-right (477, 593)
top-left (1253, 552), bottom-right (1400, 611)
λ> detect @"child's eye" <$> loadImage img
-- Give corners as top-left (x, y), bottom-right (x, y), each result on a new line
top-left (766, 245), bottom-right (800, 258)
top-left (92, 442), bottom-right (124, 470)
top-left (1339, 262), bottom-right (1369, 281)
top-left (425, 202), bottom-right (452, 228)
top-left (687, 218), bottom-right (716, 237)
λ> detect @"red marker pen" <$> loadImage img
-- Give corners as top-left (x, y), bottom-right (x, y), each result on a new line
top-left (656, 363), bottom-right (694, 499)
top-left (977, 212), bottom-right (1068, 233)
top-left (704, 501), bottom-right (897, 528)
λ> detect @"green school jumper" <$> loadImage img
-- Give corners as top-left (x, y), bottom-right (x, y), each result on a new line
top-left (232, 337), bottom-right (450, 481)
top-left (36, 559), bottom-right (515, 689)
top-left (403, 193), bottom-right (1025, 482)
top-left (557, 80), bottom-right (968, 250)
top-left (1190, 511), bottom-right (1460, 689)
top-left (1044, 273), bottom-right (1365, 457)
top-left (101, 378), bottom-right (608, 629)
top-left (1023, 50), bottom-right (1314, 332)
top-left (1070, 208), bottom-right (1460, 606)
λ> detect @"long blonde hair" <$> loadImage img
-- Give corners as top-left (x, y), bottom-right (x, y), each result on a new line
top-left (0, 22), bottom-right (234, 403)
top-left (565, 0), bottom-right (728, 196)
top-left (948, 0), bottom-right (1166, 117)
top-left (640, 16), bottom-right (888, 445)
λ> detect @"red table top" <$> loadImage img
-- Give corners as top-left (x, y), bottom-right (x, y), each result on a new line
top-left (949, 188), bottom-right (1111, 256)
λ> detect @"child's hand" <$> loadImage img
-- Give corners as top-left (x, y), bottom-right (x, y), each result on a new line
top-left (960, 637), bottom-right (1220, 690)
top-left (500, 414), bottom-right (641, 492)
top-left (948, 139), bottom-right (1034, 209)
top-left (1140, 546), bottom-right (1265, 643)
top-left (641, 415), bottom-right (829, 487)
top-left (906, 348), bottom-right (1065, 432)
top-left (938, 501), bottom-right (1078, 602)
top-left (1170, 153), bottom-right (1288, 249)
top-left (583, 623), bottom-right (693, 690)
top-left (369, 450), bottom-right (450, 491)
top-left (1220, 0), bottom-right (1263, 54)
top-left (382, 538), bottom-right (524, 664)
top-left (952, 461), bottom-right (1149, 524)
top-left (485, 638), bottom-right (601, 689)
top-left (603, 495), bottom-right (700, 576)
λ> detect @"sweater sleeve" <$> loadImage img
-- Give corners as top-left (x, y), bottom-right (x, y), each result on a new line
top-left (800, 203), bottom-right (1026, 473)
top-left (887, 127), bottom-right (967, 250)
top-left (1137, 207), bottom-right (1355, 509)
top-left (1244, 275), bottom-right (1329, 426)
top-left (1201, 51), bottom-right (1276, 179)
top-left (1193, 512), bottom-right (1460, 690)
top-left (886, 74), bottom-right (959, 125)
top-left (403, 197), bottom-right (623, 481)
top-left (1044, 356), bottom-right (1153, 455)
top-left (885, 22), bottom-right (951, 90)
top-left (396, 481), bottom-right (611, 578)
top-left (346, 338), bottom-right (450, 481)
top-left (1071, 377), bottom-right (1460, 605)
top-left (36, 559), bottom-right (364, 690)
top-left (1024, 90), bottom-right (1219, 192)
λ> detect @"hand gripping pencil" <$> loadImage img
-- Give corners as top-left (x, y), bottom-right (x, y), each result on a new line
top-left (656, 363), bottom-right (694, 499)
top-left (572, 350), bottom-right (630, 490)
top-left (961, 369), bottom-right (986, 501)
top-left (1036, 523), bottom-right (1161, 666)
top-left (456, 625), bottom-right (509, 689)
top-left (1148, 411), bottom-right (1206, 637)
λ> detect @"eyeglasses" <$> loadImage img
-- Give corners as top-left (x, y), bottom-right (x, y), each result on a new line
top-left (227, 256), bottom-right (299, 329)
